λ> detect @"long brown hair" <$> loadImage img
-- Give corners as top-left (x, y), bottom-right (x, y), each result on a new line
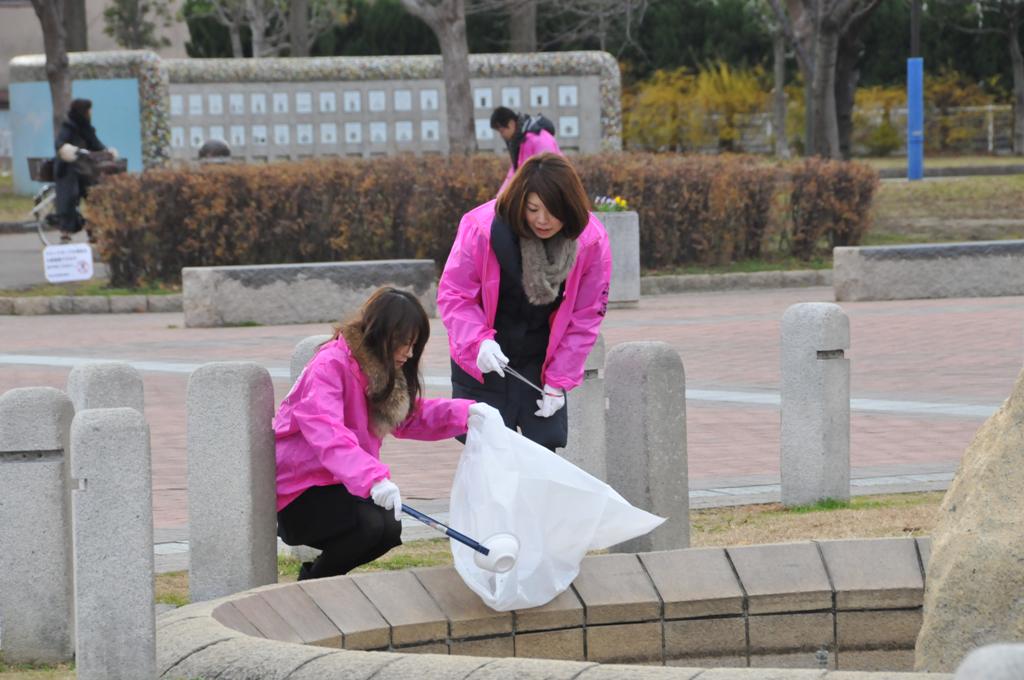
top-left (333, 287), bottom-right (429, 406)
top-left (497, 152), bottom-right (590, 240)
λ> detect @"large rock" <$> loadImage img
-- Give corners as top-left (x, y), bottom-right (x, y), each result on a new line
top-left (915, 369), bottom-right (1024, 671)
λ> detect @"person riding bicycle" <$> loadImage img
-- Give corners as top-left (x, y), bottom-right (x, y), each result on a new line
top-left (54, 98), bottom-right (117, 243)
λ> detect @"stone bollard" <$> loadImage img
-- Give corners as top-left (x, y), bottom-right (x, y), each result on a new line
top-left (71, 408), bottom-right (155, 680)
top-left (561, 334), bottom-right (607, 481)
top-left (601, 210), bottom-right (641, 307)
top-left (605, 341), bottom-right (688, 552)
top-left (780, 303), bottom-right (850, 506)
top-left (187, 362), bottom-right (277, 602)
top-left (66, 361), bottom-right (145, 413)
top-left (291, 334), bottom-right (332, 384)
top-left (283, 335), bottom-right (331, 564)
top-left (0, 387), bottom-right (75, 663)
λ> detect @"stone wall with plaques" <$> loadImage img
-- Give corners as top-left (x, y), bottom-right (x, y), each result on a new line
top-left (163, 52), bottom-right (619, 162)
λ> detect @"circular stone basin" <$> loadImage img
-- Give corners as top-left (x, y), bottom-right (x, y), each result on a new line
top-left (157, 537), bottom-right (952, 679)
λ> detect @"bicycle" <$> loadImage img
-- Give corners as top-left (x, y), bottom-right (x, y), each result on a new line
top-left (25, 152), bottom-right (127, 247)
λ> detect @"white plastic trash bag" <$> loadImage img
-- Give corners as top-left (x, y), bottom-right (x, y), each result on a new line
top-left (449, 406), bottom-right (666, 611)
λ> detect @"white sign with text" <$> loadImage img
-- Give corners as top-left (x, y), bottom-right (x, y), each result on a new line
top-left (43, 244), bottom-right (94, 283)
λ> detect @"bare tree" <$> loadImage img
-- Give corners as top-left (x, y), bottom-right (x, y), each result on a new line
top-left (202, 0), bottom-right (247, 57)
top-left (65, 0), bottom-right (88, 52)
top-left (30, 0), bottom-right (71, 137)
top-left (539, 0), bottom-right (649, 54)
top-left (198, 0), bottom-right (339, 58)
top-left (508, 0), bottom-right (536, 52)
top-left (934, 0), bottom-right (1024, 155)
top-left (402, 0), bottom-right (477, 155)
top-left (466, 0), bottom-right (646, 54)
top-left (286, 0), bottom-right (341, 56)
top-left (768, 0), bottom-right (881, 158)
top-left (104, 0), bottom-right (174, 50)
top-left (745, 1), bottom-right (791, 157)
top-left (245, 0), bottom-right (281, 57)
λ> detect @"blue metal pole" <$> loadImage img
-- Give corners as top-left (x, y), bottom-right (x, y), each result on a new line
top-left (907, 57), bottom-right (924, 181)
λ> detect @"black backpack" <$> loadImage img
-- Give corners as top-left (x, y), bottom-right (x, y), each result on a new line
top-left (522, 114), bottom-right (556, 137)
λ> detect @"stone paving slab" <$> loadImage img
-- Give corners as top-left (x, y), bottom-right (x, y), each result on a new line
top-left (639, 547), bottom-right (744, 618)
top-left (413, 565), bottom-right (513, 639)
top-left (259, 586), bottom-right (343, 648)
top-left (297, 577), bottom-right (390, 650)
top-left (349, 571), bottom-right (447, 646)
top-left (230, 593), bottom-right (303, 644)
top-left (515, 628), bottom-right (584, 660)
top-left (727, 543), bottom-right (832, 614)
top-left (817, 538), bottom-right (924, 610)
top-left (513, 586), bottom-right (585, 632)
top-left (2, 286), bottom-right (1022, 547)
top-left (572, 554), bottom-right (661, 625)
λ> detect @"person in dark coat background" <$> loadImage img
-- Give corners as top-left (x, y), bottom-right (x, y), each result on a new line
top-left (53, 98), bottom-right (116, 243)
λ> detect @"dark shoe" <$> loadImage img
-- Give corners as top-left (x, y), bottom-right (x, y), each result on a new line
top-left (297, 561), bottom-right (314, 581)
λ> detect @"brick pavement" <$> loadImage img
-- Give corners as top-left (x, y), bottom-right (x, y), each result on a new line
top-left (2, 287), bottom-right (1021, 529)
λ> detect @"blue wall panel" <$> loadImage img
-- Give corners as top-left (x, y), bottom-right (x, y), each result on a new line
top-left (11, 78), bottom-right (141, 194)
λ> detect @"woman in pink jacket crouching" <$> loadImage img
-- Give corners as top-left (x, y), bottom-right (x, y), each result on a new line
top-left (274, 288), bottom-right (487, 580)
top-left (438, 153), bottom-right (612, 451)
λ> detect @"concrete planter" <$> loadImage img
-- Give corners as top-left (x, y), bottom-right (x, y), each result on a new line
top-left (598, 210), bottom-right (640, 307)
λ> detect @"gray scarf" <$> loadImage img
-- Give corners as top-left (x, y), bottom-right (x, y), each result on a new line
top-left (520, 234), bottom-right (578, 305)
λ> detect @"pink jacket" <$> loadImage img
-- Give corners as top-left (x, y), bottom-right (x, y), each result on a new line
top-left (437, 200), bottom-right (612, 392)
top-left (499, 129), bottom-right (563, 195)
top-left (273, 336), bottom-right (472, 511)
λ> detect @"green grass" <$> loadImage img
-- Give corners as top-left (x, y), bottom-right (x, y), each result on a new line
top-left (0, 173), bottom-right (34, 222)
top-left (0, 653), bottom-right (74, 679)
top-left (778, 493), bottom-right (938, 515)
top-left (645, 255), bottom-right (832, 277)
top-left (0, 282), bottom-right (180, 298)
top-left (860, 154), bottom-right (1024, 170)
top-left (222, 320), bottom-right (264, 327)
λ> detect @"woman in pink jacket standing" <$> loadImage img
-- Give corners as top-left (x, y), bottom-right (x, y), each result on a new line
top-left (438, 153), bottom-right (612, 451)
top-left (491, 106), bottom-right (563, 196)
top-left (274, 287), bottom-right (487, 580)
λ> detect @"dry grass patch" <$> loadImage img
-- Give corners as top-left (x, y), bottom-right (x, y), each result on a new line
top-left (691, 492), bottom-right (942, 547)
top-left (870, 175), bottom-right (1024, 243)
top-left (151, 491), bottom-right (942, 609)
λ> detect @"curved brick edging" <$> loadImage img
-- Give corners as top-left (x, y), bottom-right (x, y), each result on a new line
top-left (0, 294), bottom-right (182, 316)
top-left (158, 538), bottom-right (952, 679)
top-left (641, 270), bottom-right (833, 296)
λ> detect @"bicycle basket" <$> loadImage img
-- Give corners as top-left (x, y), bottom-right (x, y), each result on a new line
top-left (95, 157), bottom-right (128, 175)
top-left (27, 157), bottom-right (55, 183)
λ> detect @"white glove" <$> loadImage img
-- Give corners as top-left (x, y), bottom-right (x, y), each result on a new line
top-left (476, 339), bottom-right (508, 377)
top-left (58, 143), bottom-right (80, 162)
top-left (467, 401), bottom-right (500, 430)
top-left (370, 479), bottom-right (402, 521)
top-left (535, 385), bottom-right (566, 418)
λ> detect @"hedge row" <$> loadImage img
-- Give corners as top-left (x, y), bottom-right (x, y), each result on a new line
top-left (87, 153), bottom-right (878, 287)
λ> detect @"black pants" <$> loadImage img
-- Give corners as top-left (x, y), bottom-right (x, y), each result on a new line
top-left (451, 357), bottom-right (568, 451)
top-left (277, 484), bottom-right (402, 579)
top-left (54, 169), bottom-right (91, 234)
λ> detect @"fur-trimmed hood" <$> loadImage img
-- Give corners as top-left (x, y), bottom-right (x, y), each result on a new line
top-left (340, 323), bottom-right (411, 438)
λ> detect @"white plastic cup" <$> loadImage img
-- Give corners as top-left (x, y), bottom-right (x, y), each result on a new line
top-left (474, 533), bottom-right (519, 573)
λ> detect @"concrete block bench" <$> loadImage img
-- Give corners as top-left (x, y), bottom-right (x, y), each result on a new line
top-left (158, 536), bottom-right (952, 678)
top-left (834, 240), bottom-right (1024, 302)
top-left (182, 260), bottom-right (437, 327)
